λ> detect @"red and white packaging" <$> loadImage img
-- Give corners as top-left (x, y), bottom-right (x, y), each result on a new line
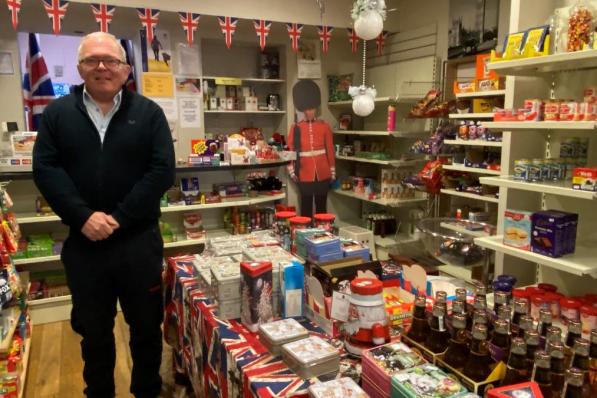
top-left (580, 304), bottom-right (597, 337)
top-left (544, 100), bottom-right (560, 121)
top-left (583, 86), bottom-right (597, 103)
top-left (559, 101), bottom-right (579, 121)
top-left (523, 99), bottom-right (544, 121)
top-left (580, 101), bottom-right (596, 121)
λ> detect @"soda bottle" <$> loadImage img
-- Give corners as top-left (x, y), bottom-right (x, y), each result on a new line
top-left (563, 368), bottom-right (585, 398)
top-left (502, 337), bottom-right (530, 386)
top-left (490, 319), bottom-right (511, 362)
top-left (407, 294), bottom-right (429, 343)
top-left (425, 303), bottom-right (449, 353)
top-left (550, 341), bottom-right (567, 398)
top-left (463, 323), bottom-right (492, 382)
top-left (518, 315), bottom-right (535, 340)
top-left (494, 291), bottom-right (509, 317)
top-left (532, 350), bottom-right (552, 398)
top-left (538, 309), bottom-right (553, 338)
top-left (565, 320), bottom-right (583, 367)
top-left (589, 330), bottom-right (597, 396)
top-left (525, 330), bottom-right (541, 374)
top-left (512, 298), bottom-right (529, 337)
top-left (545, 326), bottom-right (563, 354)
top-left (444, 313), bottom-right (469, 369)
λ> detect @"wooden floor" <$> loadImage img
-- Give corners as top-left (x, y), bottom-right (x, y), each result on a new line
top-left (24, 313), bottom-right (176, 398)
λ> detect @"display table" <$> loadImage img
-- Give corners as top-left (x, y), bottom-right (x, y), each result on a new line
top-left (164, 255), bottom-right (356, 398)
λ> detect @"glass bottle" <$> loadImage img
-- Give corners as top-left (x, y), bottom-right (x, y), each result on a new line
top-left (455, 288), bottom-right (467, 303)
top-left (565, 320), bottom-right (583, 367)
top-left (551, 341), bottom-right (567, 398)
top-left (469, 296), bottom-right (488, 332)
top-left (497, 304), bottom-right (512, 323)
top-left (518, 315), bottom-right (535, 340)
top-left (475, 285), bottom-right (488, 304)
top-left (444, 313), bottom-right (469, 369)
top-left (532, 350), bottom-right (552, 398)
top-left (436, 290), bottom-right (447, 305)
top-left (512, 298), bottom-right (529, 337)
top-left (425, 303), bottom-right (449, 353)
top-left (463, 323), bottom-right (492, 382)
top-left (407, 294), bottom-right (429, 343)
top-left (526, 330), bottom-right (541, 374)
top-left (503, 337), bottom-right (530, 385)
top-left (451, 300), bottom-right (467, 323)
top-left (545, 326), bottom-right (563, 354)
top-left (571, 338), bottom-right (590, 372)
top-left (494, 291), bottom-right (509, 316)
top-left (490, 319), bottom-right (511, 363)
top-left (563, 368), bottom-right (585, 398)
top-left (538, 308), bottom-right (553, 338)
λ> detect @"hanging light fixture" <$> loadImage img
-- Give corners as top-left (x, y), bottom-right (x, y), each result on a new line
top-left (352, 0), bottom-right (386, 40)
top-left (349, 40), bottom-right (376, 117)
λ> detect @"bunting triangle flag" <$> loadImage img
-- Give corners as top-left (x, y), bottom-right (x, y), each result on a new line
top-left (42, 0), bottom-right (69, 35)
top-left (253, 19), bottom-right (271, 51)
top-left (376, 30), bottom-right (389, 56)
top-left (137, 8), bottom-right (160, 44)
top-left (217, 16), bottom-right (238, 49)
top-left (286, 23), bottom-right (303, 52)
top-left (179, 12), bottom-right (201, 46)
top-left (6, 0), bottom-right (22, 30)
top-left (91, 4), bottom-right (115, 33)
top-left (347, 28), bottom-right (359, 53)
top-left (318, 25), bottom-right (333, 54)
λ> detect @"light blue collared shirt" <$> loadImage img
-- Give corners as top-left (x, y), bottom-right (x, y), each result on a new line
top-left (82, 86), bottom-right (122, 143)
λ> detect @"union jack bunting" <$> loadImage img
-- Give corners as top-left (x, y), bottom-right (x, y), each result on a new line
top-left (286, 23), bottom-right (303, 52)
top-left (376, 30), bottom-right (390, 56)
top-left (136, 8), bottom-right (159, 44)
top-left (347, 28), bottom-right (359, 53)
top-left (318, 25), bottom-right (333, 54)
top-left (179, 12), bottom-right (200, 46)
top-left (217, 16), bottom-right (238, 49)
top-left (22, 33), bottom-right (55, 130)
top-left (6, 0), bottom-right (21, 30)
top-left (42, 0), bottom-right (69, 35)
top-left (253, 19), bottom-right (272, 51)
top-left (90, 3), bottom-right (115, 33)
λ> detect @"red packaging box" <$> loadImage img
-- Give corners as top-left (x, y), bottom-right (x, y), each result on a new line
top-left (487, 381), bottom-right (544, 398)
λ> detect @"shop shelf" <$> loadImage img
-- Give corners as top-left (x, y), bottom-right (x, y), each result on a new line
top-left (437, 264), bottom-right (477, 284)
top-left (482, 121), bottom-right (597, 131)
top-left (374, 233), bottom-right (418, 248)
top-left (0, 307), bottom-right (21, 353)
top-left (335, 155), bottom-right (425, 167)
top-left (442, 165), bottom-right (501, 175)
top-left (439, 221), bottom-right (492, 238)
top-left (204, 110), bottom-right (286, 114)
top-left (200, 76), bottom-right (285, 83)
top-left (332, 189), bottom-right (427, 207)
top-left (163, 238), bottom-right (206, 249)
top-left (160, 192), bottom-right (285, 213)
top-left (176, 160), bottom-right (289, 173)
top-left (487, 50), bottom-right (597, 76)
top-left (443, 139), bottom-right (503, 147)
top-left (18, 336), bottom-right (31, 398)
top-left (13, 255), bottom-right (61, 266)
top-left (455, 90), bottom-right (506, 99)
top-left (29, 295), bottom-right (72, 325)
top-left (440, 188), bottom-right (500, 203)
top-left (474, 236), bottom-right (597, 277)
top-left (448, 113), bottom-right (495, 119)
top-left (15, 213), bottom-right (61, 224)
top-left (332, 130), bottom-right (428, 137)
top-left (479, 176), bottom-right (597, 200)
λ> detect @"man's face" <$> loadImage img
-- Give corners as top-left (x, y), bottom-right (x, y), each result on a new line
top-left (304, 108), bottom-right (317, 120)
top-left (77, 36), bottom-right (130, 99)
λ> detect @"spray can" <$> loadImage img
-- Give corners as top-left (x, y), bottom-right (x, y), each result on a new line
top-left (387, 105), bottom-right (396, 132)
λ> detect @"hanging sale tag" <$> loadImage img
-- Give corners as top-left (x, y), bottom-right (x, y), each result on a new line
top-left (331, 291), bottom-right (350, 322)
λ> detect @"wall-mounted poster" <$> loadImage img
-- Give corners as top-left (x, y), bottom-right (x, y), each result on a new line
top-left (140, 29), bottom-right (172, 72)
top-left (297, 40), bottom-right (321, 79)
top-left (448, 0), bottom-right (500, 59)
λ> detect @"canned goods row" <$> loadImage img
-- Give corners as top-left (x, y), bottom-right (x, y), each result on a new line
top-left (514, 158), bottom-right (587, 182)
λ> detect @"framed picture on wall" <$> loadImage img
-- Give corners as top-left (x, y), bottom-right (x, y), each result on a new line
top-left (0, 52), bottom-right (14, 75)
top-left (448, 0), bottom-right (500, 59)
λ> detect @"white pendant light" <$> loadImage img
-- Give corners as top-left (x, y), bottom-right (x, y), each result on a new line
top-left (354, 11), bottom-right (384, 40)
top-left (352, 89), bottom-right (376, 116)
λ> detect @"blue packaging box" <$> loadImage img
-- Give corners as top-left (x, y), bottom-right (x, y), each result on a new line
top-left (305, 233), bottom-right (342, 257)
top-left (341, 242), bottom-right (370, 261)
top-left (308, 251), bottom-right (344, 263)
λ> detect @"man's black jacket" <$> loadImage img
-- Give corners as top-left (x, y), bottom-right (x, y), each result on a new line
top-left (33, 85), bottom-right (175, 234)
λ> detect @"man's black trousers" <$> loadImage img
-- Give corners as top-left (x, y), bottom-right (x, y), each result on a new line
top-left (297, 180), bottom-right (330, 217)
top-left (61, 223), bottom-right (164, 398)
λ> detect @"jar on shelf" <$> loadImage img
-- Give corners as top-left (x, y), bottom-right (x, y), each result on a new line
top-left (313, 213), bottom-right (335, 233)
top-left (289, 216), bottom-right (311, 254)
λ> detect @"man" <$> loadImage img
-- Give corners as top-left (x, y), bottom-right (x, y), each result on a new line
top-left (32, 32), bottom-right (175, 398)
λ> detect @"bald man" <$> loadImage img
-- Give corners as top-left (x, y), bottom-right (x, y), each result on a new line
top-left (33, 32), bottom-right (175, 398)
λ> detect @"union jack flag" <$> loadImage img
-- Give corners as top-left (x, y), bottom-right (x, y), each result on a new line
top-left (136, 8), bottom-right (159, 44)
top-left (6, 0), bottom-right (21, 30)
top-left (90, 4), bottom-right (115, 33)
top-left (218, 16), bottom-right (238, 49)
top-left (376, 30), bottom-right (390, 56)
top-left (179, 12), bottom-right (200, 46)
top-left (286, 23), bottom-right (303, 52)
top-left (253, 19), bottom-right (271, 51)
top-left (347, 28), bottom-right (359, 53)
top-left (318, 25), bottom-right (333, 54)
top-left (22, 33), bottom-right (55, 131)
top-left (42, 0), bottom-right (69, 35)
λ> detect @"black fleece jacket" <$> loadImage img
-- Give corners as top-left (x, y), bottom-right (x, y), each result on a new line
top-left (32, 85), bottom-right (175, 235)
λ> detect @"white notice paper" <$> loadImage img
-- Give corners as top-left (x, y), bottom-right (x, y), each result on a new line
top-left (177, 43), bottom-right (200, 76)
top-left (151, 98), bottom-right (178, 122)
top-left (178, 97), bottom-right (201, 128)
top-left (330, 291), bottom-right (350, 322)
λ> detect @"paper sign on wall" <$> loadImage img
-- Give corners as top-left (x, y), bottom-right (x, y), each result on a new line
top-left (178, 97), bottom-right (201, 128)
top-left (142, 73), bottom-right (174, 97)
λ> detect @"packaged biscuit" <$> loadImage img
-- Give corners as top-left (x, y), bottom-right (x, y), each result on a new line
top-left (502, 31), bottom-right (525, 59)
top-left (521, 25), bottom-right (550, 56)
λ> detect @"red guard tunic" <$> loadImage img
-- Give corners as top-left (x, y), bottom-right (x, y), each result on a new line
top-left (287, 119), bottom-right (336, 182)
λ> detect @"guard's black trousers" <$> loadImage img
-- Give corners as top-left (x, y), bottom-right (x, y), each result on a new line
top-left (61, 223), bottom-right (164, 398)
top-left (297, 180), bottom-right (330, 217)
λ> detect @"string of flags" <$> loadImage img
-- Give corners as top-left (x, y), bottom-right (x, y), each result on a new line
top-left (5, 2), bottom-right (392, 55)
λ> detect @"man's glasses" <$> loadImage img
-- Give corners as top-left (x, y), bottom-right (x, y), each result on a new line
top-left (79, 58), bottom-right (125, 69)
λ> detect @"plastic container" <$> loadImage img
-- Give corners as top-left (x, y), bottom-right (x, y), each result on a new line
top-left (526, 286), bottom-right (546, 297)
top-left (275, 211), bottom-right (296, 250)
top-left (560, 298), bottom-right (582, 324)
top-left (289, 216), bottom-right (312, 253)
top-left (531, 295), bottom-right (549, 321)
top-left (313, 213), bottom-right (335, 233)
top-left (512, 288), bottom-right (530, 304)
top-left (580, 304), bottom-right (597, 336)
top-left (538, 283), bottom-right (557, 293)
top-left (240, 261), bottom-right (273, 332)
top-left (544, 292), bottom-right (564, 320)
top-left (258, 318), bottom-right (310, 355)
top-left (309, 377), bottom-right (368, 398)
top-left (281, 336), bottom-right (340, 379)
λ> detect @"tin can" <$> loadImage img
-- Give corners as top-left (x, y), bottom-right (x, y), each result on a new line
top-left (524, 99), bottom-right (544, 121)
top-left (514, 159), bottom-right (530, 181)
top-left (541, 159), bottom-right (552, 181)
top-left (544, 100), bottom-right (560, 121)
top-left (559, 101), bottom-right (578, 121)
top-left (549, 159), bottom-right (565, 181)
top-left (580, 102), bottom-right (596, 121)
top-left (529, 159), bottom-right (544, 182)
top-left (468, 121), bottom-right (478, 139)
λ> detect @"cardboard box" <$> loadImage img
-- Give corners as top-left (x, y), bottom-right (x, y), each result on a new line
top-left (476, 53), bottom-right (497, 80)
top-left (504, 210), bottom-right (532, 251)
top-left (487, 381), bottom-right (544, 398)
top-left (435, 353), bottom-right (505, 396)
top-left (473, 98), bottom-right (495, 113)
top-left (572, 167), bottom-right (597, 191)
